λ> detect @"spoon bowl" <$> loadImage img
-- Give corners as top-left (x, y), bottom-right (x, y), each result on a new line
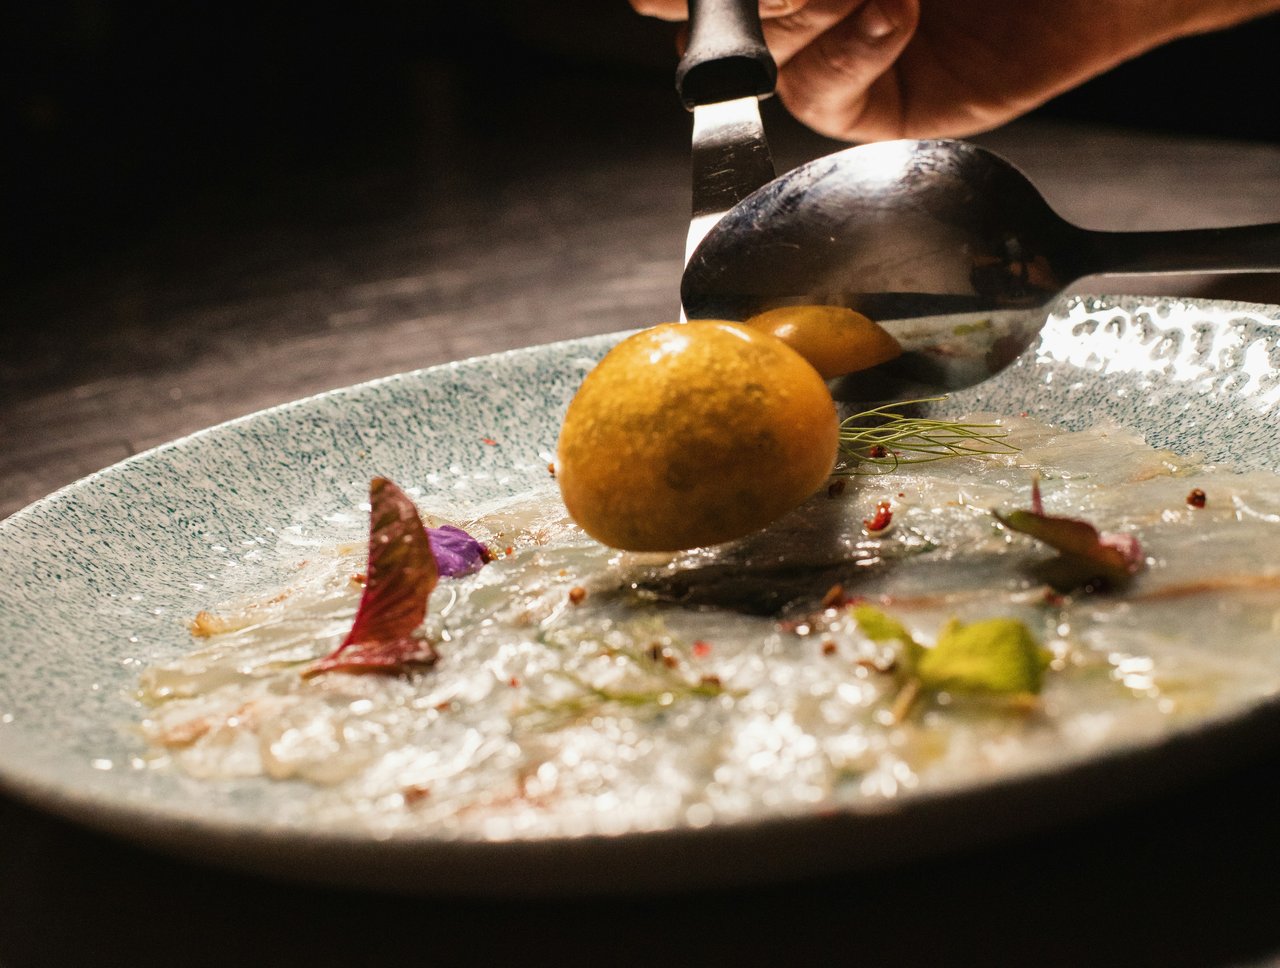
top-left (680, 139), bottom-right (1280, 401)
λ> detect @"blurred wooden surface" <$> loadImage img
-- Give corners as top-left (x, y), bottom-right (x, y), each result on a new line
top-left (4, 105), bottom-right (1279, 519)
top-left (2, 22), bottom-right (1280, 967)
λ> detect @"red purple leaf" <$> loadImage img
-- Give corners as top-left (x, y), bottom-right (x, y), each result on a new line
top-left (304, 478), bottom-right (440, 677)
top-left (995, 483), bottom-right (1143, 593)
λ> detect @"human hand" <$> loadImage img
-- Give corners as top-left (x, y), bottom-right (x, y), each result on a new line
top-left (631, 0), bottom-right (1280, 141)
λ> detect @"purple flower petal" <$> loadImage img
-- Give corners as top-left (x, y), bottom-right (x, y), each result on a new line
top-left (427, 524), bottom-right (492, 577)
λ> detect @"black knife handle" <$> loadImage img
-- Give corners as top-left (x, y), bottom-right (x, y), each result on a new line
top-left (675, 0), bottom-right (778, 109)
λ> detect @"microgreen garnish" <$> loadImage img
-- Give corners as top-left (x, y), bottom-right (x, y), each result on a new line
top-left (304, 478), bottom-right (440, 678)
top-left (852, 604), bottom-right (923, 668)
top-left (838, 398), bottom-right (1017, 474)
top-left (917, 618), bottom-right (1051, 696)
top-left (518, 627), bottom-right (738, 728)
top-left (994, 476), bottom-right (1144, 592)
top-left (852, 605), bottom-right (1050, 721)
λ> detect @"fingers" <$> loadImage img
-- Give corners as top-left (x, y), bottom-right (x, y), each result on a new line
top-left (629, 0), bottom-right (815, 23)
top-left (774, 0), bottom-right (920, 141)
top-left (629, 0), bottom-right (922, 142)
top-left (628, 1), bottom-right (685, 23)
top-left (761, 0), bottom-right (862, 64)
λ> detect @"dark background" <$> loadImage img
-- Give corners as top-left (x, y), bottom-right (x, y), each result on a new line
top-left (4, 3), bottom-right (1279, 289)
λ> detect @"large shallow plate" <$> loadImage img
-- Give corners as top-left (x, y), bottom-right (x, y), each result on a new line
top-left (2, 293), bottom-right (1279, 896)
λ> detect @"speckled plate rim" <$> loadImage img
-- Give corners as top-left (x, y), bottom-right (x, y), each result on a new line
top-left (1, 292), bottom-right (1279, 896)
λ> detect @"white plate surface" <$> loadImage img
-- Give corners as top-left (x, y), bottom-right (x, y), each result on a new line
top-left (1, 294), bottom-right (1279, 895)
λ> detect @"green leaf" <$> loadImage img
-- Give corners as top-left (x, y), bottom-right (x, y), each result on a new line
top-left (916, 617), bottom-right (1051, 695)
top-left (852, 605), bottom-right (924, 668)
top-left (852, 604), bottom-right (913, 643)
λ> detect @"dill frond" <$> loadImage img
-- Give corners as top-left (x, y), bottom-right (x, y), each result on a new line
top-left (839, 397), bottom-right (1018, 474)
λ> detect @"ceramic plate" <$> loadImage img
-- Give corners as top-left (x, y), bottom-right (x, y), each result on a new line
top-left (1, 294), bottom-right (1279, 896)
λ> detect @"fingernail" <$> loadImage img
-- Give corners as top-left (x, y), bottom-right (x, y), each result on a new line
top-left (760, 0), bottom-right (793, 12)
top-left (853, 0), bottom-right (896, 41)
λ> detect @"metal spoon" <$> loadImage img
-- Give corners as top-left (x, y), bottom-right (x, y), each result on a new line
top-left (680, 138), bottom-right (1280, 401)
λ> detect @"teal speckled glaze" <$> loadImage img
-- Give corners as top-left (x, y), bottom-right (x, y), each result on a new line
top-left (0, 293), bottom-right (1278, 894)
